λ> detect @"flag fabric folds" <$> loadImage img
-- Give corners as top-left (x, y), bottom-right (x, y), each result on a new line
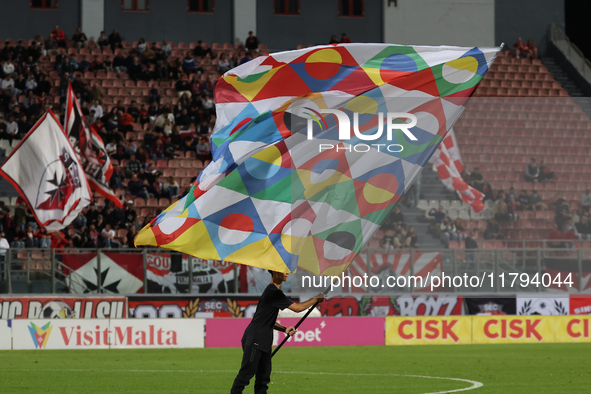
top-left (0, 111), bottom-right (92, 231)
top-left (433, 128), bottom-right (485, 213)
top-left (136, 43), bottom-right (500, 275)
top-left (65, 83), bottom-right (122, 208)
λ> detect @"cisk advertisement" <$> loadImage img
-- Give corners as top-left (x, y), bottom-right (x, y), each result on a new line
top-left (386, 316), bottom-right (471, 345)
top-left (472, 316), bottom-right (555, 344)
top-left (11, 318), bottom-right (204, 350)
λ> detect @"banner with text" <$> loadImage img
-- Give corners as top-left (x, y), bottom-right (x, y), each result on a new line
top-left (0, 297), bottom-right (127, 319)
top-left (318, 295), bottom-right (463, 317)
top-left (11, 318), bottom-right (204, 350)
top-left (385, 316), bottom-right (471, 345)
top-left (127, 296), bottom-right (272, 318)
top-left (146, 253), bottom-right (236, 294)
top-left (206, 317), bottom-right (384, 348)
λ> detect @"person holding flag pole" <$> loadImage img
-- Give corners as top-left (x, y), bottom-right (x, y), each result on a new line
top-left (230, 270), bottom-right (325, 394)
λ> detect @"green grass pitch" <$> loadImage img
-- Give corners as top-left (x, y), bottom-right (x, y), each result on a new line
top-left (1, 344), bottom-right (590, 393)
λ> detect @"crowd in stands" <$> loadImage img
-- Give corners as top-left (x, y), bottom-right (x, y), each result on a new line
top-left (0, 25), bottom-right (271, 250)
top-left (379, 206), bottom-right (419, 250)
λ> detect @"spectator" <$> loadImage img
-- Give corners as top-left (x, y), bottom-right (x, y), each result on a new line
top-left (524, 158), bottom-right (539, 182)
top-left (381, 231), bottom-right (395, 251)
top-left (517, 189), bottom-right (531, 211)
top-left (196, 137), bottom-right (211, 163)
top-left (182, 52), bottom-right (197, 74)
top-left (493, 197), bottom-right (510, 222)
top-left (238, 51), bottom-right (251, 65)
top-left (162, 177), bottom-right (180, 199)
top-left (340, 33), bottom-right (352, 43)
top-left (440, 216), bottom-right (462, 246)
top-left (126, 154), bottom-right (142, 176)
top-left (150, 139), bottom-right (165, 161)
top-left (161, 39), bottom-right (172, 57)
top-left (513, 37), bottom-right (529, 59)
top-left (128, 174), bottom-right (148, 199)
top-left (217, 53), bottom-right (231, 74)
top-left (100, 223), bottom-right (119, 248)
top-left (428, 206), bottom-right (446, 236)
top-left (4, 115), bottom-right (20, 142)
top-left (539, 160), bottom-right (553, 181)
top-left (529, 190), bottom-right (547, 212)
top-left (576, 217), bottom-right (591, 241)
top-left (582, 190), bottom-right (591, 213)
top-left (137, 38), bottom-right (147, 54)
top-left (192, 40), bottom-right (211, 58)
top-left (143, 43), bottom-right (156, 64)
top-left (245, 31), bottom-right (259, 53)
top-left (49, 25), bottom-right (67, 48)
top-left (464, 230), bottom-right (478, 263)
top-left (554, 198), bottom-right (570, 230)
top-left (97, 31), bottom-right (109, 48)
top-left (484, 218), bottom-right (504, 240)
top-left (0, 231), bottom-right (9, 262)
top-left (113, 52), bottom-right (127, 74)
top-left (329, 35), bottom-right (339, 44)
top-left (108, 29), bottom-right (123, 50)
top-left (404, 226), bottom-right (418, 248)
top-left (71, 27), bottom-right (88, 48)
top-left (126, 225), bottom-right (138, 247)
top-left (469, 166), bottom-right (484, 192)
top-left (3, 59), bottom-right (15, 77)
top-left (527, 39), bottom-right (538, 59)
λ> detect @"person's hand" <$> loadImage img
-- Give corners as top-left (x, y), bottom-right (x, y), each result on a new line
top-left (315, 294), bottom-right (326, 303)
top-left (286, 327), bottom-right (296, 336)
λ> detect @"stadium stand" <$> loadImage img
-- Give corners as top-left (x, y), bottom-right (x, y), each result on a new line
top-left (0, 32), bottom-right (590, 253)
top-left (0, 31), bottom-right (269, 248)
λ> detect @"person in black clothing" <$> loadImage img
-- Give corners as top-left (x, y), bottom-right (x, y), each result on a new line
top-left (245, 31), bottom-right (259, 54)
top-left (108, 29), bottom-right (123, 51)
top-left (230, 270), bottom-right (325, 394)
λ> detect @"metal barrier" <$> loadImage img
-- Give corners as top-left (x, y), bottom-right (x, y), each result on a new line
top-left (550, 23), bottom-right (591, 85)
top-left (0, 244), bottom-right (589, 295)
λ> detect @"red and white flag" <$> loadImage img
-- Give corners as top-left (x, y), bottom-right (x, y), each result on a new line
top-left (433, 128), bottom-right (485, 212)
top-left (0, 111), bottom-right (92, 231)
top-left (65, 83), bottom-right (122, 207)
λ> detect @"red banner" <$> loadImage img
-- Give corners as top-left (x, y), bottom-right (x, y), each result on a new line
top-left (318, 295), bottom-right (463, 316)
top-left (0, 296), bottom-right (127, 319)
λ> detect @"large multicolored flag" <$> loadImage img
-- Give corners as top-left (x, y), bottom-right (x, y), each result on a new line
top-left (0, 111), bottom-right (92, 231)
top-left (433, 128), bottom-right (485, 212)
top-left (65, 83), bottom-right (122, 207)
top-left (136, 44), bottom-right (500, 275)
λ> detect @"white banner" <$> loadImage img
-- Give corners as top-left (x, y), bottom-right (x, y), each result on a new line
top-left (11, 319), bottom-right (205, 350)
top-left (0, 320), bottom-right (11, 350)
top-left (12, 319), bottom-right (110, 350)
top-left (0, 111), bottom-right (92, 231)
top-left (517, 297), bottom-right (570, 316)
top-left (109, 319), bottom-right (204, 349)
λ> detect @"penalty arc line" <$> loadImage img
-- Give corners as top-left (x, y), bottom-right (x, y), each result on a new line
top-left (8, 368), bottom-right (483, 393)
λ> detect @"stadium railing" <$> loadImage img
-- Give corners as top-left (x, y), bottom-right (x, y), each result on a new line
top-left (0, 242), bottom-right (588, 296)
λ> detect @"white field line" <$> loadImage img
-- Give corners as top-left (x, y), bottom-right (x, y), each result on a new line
top-left (7, 368), bottom-right (483, 393)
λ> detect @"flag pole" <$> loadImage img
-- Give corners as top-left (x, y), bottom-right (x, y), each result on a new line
top-left (272, 282), bottom-right (332, 358)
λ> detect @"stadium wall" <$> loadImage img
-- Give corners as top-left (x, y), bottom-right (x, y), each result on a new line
top-left (103, 0), bottom-right (234, 45)
top-left (495, 0), bottom-right (565, 56)
top-left (382, 0), bottom-right (495, 47)
top-left (0, 0), bottom-right (80, 42)
top-left (255, 0), bottom-right (383, 51)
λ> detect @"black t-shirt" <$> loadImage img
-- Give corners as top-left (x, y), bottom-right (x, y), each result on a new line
top-left (242, 283), bottom-right (293, 353)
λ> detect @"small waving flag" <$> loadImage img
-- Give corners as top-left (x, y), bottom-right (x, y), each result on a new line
top-left (0, 111), bottom-right (92, 231)
top-left (433, 128), bottom-right (485, 212)
top-left (136, 44), bottom-right (500, 275)
top-left (65, 83), bottom-right (122, 207)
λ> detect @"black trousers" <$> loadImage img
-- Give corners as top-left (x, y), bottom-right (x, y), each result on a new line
top-left (230, 345), bottom-right (272, 394)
